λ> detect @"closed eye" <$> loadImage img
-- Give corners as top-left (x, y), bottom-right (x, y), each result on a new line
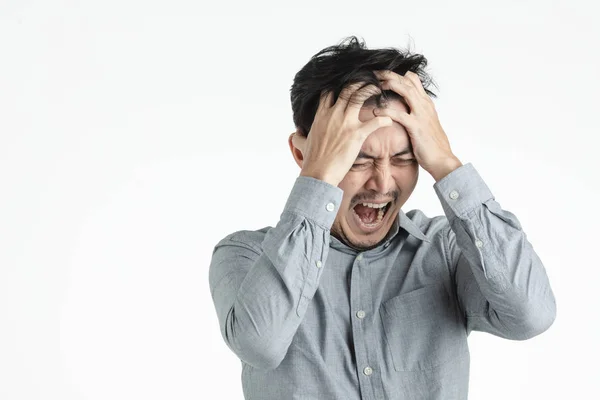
top-left (351, 162), bottom-right (371, 169)
top-left (352, 159), bottom-right (415, 169)
top-left (394, 158), bottom-right (416, 164)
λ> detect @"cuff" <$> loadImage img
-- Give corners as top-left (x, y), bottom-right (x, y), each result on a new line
top-left (433, 163), bottom-right (494, 220)
top-left (282, 176), bottom-right (344, 229)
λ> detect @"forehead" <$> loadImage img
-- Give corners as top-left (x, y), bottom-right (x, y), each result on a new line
top-left (358, 100), bottom-right (411, 155)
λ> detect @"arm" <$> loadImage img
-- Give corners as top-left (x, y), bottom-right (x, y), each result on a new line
top-left (208, 176), bottom-right (342, 369)
top-left (210, 81), bottom-right (394, 369)
top-left (435, 163), bottom-right (556, 339)
top-left (373, 71), bottom-right (556, 338)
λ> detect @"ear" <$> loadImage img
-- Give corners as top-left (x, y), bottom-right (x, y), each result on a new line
top-left (288, 131), bottom-right (307, 169)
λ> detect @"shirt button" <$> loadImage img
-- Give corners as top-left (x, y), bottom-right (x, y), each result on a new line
top-left (316, 260), bottom-right (323, 268)
top-left (356, 254), bottom-right (363, 261)
top-left (326, 202), bottom-right (335, 212)
top-left (475, 239), bottom-right (484, 248)
top-left (363, 366), bottom-right (373, 376)
top-left (356, 310), bottom-right (366, 319)
top-left (449, 190), bottom-right (459, 200)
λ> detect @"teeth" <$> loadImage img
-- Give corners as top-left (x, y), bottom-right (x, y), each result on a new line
top-left (361, 202), bottom-right (389, 209)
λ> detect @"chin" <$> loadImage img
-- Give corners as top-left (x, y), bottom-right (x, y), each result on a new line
top-left (343, 226), bottom-right (389, 250)
top-left (348, 235), bottom-right (386, 250)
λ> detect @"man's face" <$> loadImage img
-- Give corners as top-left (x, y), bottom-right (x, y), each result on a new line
top-left (331, 99), bottom-right (418, 250)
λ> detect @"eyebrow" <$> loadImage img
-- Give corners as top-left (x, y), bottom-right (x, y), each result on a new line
top-left (356, 147), bottom-right (414, 161)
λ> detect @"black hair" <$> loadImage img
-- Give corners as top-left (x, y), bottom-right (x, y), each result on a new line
top-left (290, 36), bottom-right (436, 136)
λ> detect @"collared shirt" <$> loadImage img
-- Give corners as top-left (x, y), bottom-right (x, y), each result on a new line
top-left (209, 163), bottom-right (556, 400)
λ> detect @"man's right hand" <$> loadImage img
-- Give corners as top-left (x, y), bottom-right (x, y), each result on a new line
top-left (293, 83), bottom-right (393, 187)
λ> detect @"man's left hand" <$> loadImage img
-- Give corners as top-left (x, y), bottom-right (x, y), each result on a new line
top-left (373, 70), bottom-right (462, 182)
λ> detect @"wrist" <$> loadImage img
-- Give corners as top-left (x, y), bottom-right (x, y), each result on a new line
top-left (300, 168), bottom-right (339, 187)
top-left (429, 157), bottom-right (463, 182)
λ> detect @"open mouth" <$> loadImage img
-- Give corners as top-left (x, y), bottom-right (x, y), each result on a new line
top-left (351, 201), bottom-right (392, 231)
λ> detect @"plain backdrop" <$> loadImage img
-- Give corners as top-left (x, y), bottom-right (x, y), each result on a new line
top-left (1, 0), bottom-right (598, 399)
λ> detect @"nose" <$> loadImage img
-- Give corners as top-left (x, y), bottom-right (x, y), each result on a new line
top-left (365, 163), bottom-right (395, 195)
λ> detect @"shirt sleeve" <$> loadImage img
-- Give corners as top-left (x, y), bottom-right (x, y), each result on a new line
top-left (434, 163), bottom-right (557, 339)
top-left (208, 176), bottom-right (343, 369)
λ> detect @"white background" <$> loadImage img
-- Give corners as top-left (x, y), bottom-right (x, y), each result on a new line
top-left (1, 0), bottom-right (598, 399)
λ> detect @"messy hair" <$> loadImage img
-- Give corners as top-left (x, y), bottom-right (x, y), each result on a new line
top-left (290, 36), bottom-right (436, 136)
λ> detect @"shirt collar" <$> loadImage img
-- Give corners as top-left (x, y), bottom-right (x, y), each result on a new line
top-left (397, 210), bottom-right (431, 243)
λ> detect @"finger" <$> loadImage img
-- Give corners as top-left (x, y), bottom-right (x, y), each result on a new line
top-left (375, 70), bottom-right (426, 104)
top-left (344, 84), bottom-right (381, 119)
top-left (373, 107), bottom-right (417, 133)
top-left (356, 116), bottom-right (392, 139)
top-left (374, 70), bottom-right (417, 105)
top-left (316, 90), bottom-right (334, 114)
top-left (374, 70), bottom-right (416, 89)
top-left (379, 79), bottom-right (419, 113)
top-left (348, 84), bottom-right (381, 106)
top-left (374, 70), bottom-right (397, 81)
top-left (403, 71), bottom-right (428, 96)
top-left (335, 82), bottom-right (368, 111)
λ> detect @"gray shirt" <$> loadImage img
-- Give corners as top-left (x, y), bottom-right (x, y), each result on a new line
top-left (208, 163), bottom-right (556, 400)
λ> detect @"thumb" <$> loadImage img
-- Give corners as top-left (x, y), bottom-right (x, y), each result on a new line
top-left (357, 116), bottom-right (392, 139)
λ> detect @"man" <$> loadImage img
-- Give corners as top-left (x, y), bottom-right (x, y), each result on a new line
top-left (208, 37), bottom-right (556, 400)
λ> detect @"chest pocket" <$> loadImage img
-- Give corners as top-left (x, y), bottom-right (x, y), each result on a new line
top-left (379, 283), bottom-right (468, 371)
